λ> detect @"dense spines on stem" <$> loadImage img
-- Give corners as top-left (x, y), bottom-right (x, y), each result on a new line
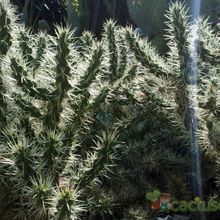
top-left (198, 18), bottom-right (220, 65)
top-left (104, 20), bottom-right (119, 81)
top-left (63, 44), bottom-right (104, 148)
top-left (125, 27), bottom-right (170, 78)
top-left (78, 31), bottom-right (94, 57)
top-left (165, 2), bottom-right (192, 128)
top-left (75, 44), bottom-right (103, 92)
top-left (22, 176), bottom-right (54, 219)
top-left (18, 30), bottom-right (34, 65)
top-left (118, 34), bottom-right (127, 78)
top-left (0, 4), bottom-right (12, 56)
top-left (10, 58), bottom-right (52, 101)
top-left (44, 28), bottom-right (73, 130)
top-left (76, 129), bottom-right (121, 189)
top-left (0, 0), bottom-right (15, 130)
top-left (54, 187), bottom-right (83, 220)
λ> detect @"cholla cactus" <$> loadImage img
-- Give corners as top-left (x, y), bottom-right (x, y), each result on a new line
top-left (0, 1), bottom-right (220, 220)
top-left (0, 1), bottom-right (122, 219)
top-left (106, 2), bottom-right (219, 218)
top-left (0, 0), bottom-right (17, 130)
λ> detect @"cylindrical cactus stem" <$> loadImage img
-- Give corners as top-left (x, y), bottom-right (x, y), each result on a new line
top-left (43, 28), bottom-right (73, 130)
top-left (0, 0), bottom-right (14, 130)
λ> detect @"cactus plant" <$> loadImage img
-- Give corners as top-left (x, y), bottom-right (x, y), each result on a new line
top-left (0, 1), bottom-right (123, 219)
top-left (0, 1), bottom-right (220, 220)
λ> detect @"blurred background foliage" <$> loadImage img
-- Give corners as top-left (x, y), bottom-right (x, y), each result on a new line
top-left (10, 0), bottom-right (220, 51)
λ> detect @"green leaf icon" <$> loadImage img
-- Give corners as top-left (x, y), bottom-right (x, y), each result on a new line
top-left (146, 192), bottom-right (154, 201)
top-left (153, 190), bottom-right (161, 200)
